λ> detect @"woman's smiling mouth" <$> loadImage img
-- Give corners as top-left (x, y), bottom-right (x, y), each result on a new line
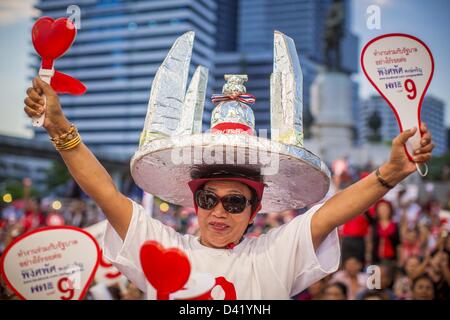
top-left (209, 221), bottom-right (230, 232)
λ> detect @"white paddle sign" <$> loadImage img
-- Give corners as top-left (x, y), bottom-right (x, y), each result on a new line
top-left (0, 226), bottom-right (100, 300)
top-left (361, 33), bottom-right (434, 174)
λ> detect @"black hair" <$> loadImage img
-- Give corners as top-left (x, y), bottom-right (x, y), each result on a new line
top-left (379, 263), bottom-right (396, 288)
top-left (360, 290), bottom-right (387, 300)
top-left (430, 248), bottom-right (450, 258)
top-left (243, 187), bottom-right (259, 235)
top-left (374, 199), bottom-right (394, 220)
top-left (411, 274), bottom-right (435, 292)
top-left (343, 255), bottom-right (363, 264)
top-left (190, 165), bottom-right (263, 182)
top-left (249, 187), bottom-right (259, 212)
top-left (324, 282), bottom-right (348, 298)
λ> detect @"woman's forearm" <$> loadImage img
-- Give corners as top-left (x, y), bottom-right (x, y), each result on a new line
top-left (57, 140), bottom-right (132, 238)
top-left (311, 125), bottom-right (434, 250)
top-left (46, 118), bottom-right (120, 205)
top-left (23, 77), bottom-right (133, 239)
top-left (58, 142), bottom-right (118, 205)
top-left (312, 162), bottom-right (407, 248)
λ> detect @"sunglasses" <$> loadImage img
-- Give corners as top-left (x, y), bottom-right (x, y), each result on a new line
top-left (195, 189), bottom-right (254, 214)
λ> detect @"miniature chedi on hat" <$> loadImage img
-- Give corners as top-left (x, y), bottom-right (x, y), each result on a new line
top-left (211, 74), bottom-right (256, 135)
top-left (131, 31), bottom-right (331, 213)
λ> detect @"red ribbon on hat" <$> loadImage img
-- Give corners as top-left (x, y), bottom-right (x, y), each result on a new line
top-left (211, 93), bottom-right (256, 106)
top-left (210, 93), bottom-right (256, 135)
top-left (32, 17), bottom-right (86, 95)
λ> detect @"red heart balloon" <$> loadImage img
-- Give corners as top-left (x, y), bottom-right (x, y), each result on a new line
top-left (140, 241), bottom-right (191, 299)
top-left (32, 17), bottom-right (76, 66)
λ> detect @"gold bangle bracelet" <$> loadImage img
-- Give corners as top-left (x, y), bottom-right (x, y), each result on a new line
top-left (58, 136), bottom-right (81, 151)
top-left (50, 124), bottom-right (77, 146)
top-left (58, 140), bottom-right (81, 151)
top-left (59, 140), bottom-right (80, 150)
top-left (56, 135), bottom-right (78, 147)
top-left (49, 124), bottom-right (82, 151)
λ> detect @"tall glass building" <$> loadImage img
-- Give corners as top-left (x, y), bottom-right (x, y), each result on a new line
top-left (214, 0), bottom-right (359, 134)
top-left (359, 95), bottom-right (447, 155)
top-left (32, 0), bottom-right (217, 156)
top-left (237, 0), bottom-right (358, 72)
top-left (32, 0), bottom-right (358, 156)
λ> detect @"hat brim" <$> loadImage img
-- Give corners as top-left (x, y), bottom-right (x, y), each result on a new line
top-left (131, 133), bottom-right (330, 213)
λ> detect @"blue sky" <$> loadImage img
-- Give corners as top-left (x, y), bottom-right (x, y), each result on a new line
top-left (0, 0), bottom-right (448, 138)
top-left (0, 0), bottom-right (37, 137)
top-left (352, 0), bottom-right (450, 119)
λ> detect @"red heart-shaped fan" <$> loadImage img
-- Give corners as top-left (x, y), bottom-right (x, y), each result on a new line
top-left (31, 17), bottom-right (86, 96)
top-left (32, 17), bottom-right (76, 68)
top-left (140, 241), bottom-right (191, 300)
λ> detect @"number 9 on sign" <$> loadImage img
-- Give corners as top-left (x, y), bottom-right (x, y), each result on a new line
top-left (404, 79), bottom-right (416, 100)
top-left (58, 277), bottom-right (75, 300)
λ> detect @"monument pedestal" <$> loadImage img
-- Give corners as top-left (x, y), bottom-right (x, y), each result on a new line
top-left (310, 71), bottom-right (354, 163)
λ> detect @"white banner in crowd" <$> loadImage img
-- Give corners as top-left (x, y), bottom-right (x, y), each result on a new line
top-left (361, 33), bottom-right (434, 162)
top-left (440, 210), bottom-right (450, 232)
top-left (142, 192), bottom-right (154, 217)
top-left (0, 226), bottom-right (100, 300)
top-left (84, 220), bottom-right (128, 288)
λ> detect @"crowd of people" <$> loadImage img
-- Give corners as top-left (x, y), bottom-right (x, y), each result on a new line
top-left (292, 163), bottom-right (450, 301)
top-left (130, 163), bottom-right (450, 301)
top-left (1, 165), bottom-right (449, 300)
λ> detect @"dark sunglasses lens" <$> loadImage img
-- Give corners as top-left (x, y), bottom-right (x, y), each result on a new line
top-left (222, 195), bottom-right (247, 213)
top-left (196, 190), bottom-right (218, 210)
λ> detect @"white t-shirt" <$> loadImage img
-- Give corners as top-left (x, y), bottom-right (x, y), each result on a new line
top-left (102, 199), bottom-right (340, 300)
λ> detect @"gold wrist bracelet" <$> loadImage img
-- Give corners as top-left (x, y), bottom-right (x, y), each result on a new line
top-left (49, 124), bottom-right (82, 151)
top-left (59, 135), bottom-right (81, 151)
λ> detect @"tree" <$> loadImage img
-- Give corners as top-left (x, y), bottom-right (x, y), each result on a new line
top-left (1, 179), bottom-right (39, 200)
top-left (44, 160), bottom-right (72, 194)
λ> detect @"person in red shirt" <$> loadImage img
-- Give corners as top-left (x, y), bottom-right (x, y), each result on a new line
top-left (20, 199), bottom-right (45, 233)
top-left (341, 213), bottom-right (371, 264)
top-left (369, 199), bottom-right (400, 264)
top-left (340, 172), bottom-right (372, 264)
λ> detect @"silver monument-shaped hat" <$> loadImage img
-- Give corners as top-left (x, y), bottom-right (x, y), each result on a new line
top-left (131, 31), bottom-right (330, 212)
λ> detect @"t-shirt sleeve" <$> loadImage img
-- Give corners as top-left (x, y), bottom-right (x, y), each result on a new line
top-left (101, 198), bottom-right (185, 293)
top-left (256, 203), bottom-right (341, 297)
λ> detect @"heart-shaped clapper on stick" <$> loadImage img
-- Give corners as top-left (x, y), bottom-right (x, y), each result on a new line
top-left (31, 17), bottom-right (86, 127)
top-left (361, 34), bottom-right (434, 176)
top-left (140, 241), bottom-right (192, 300)
top-left (0, 226), bottom-right (100, 300)
top-left (140, 241), bottom-right (220, 300)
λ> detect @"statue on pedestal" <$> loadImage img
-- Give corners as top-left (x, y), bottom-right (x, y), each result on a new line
top-left (324, 0), bottom-right (345, 71)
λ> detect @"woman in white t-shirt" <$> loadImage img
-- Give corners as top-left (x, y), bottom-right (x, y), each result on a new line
top-left (22, 31), bottom-right (435, 299)
top-left (104, 174), bottom-right (342, 299)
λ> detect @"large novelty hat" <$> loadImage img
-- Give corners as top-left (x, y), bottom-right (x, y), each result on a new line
top-left (131, 31), bottom-right (330, 213)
